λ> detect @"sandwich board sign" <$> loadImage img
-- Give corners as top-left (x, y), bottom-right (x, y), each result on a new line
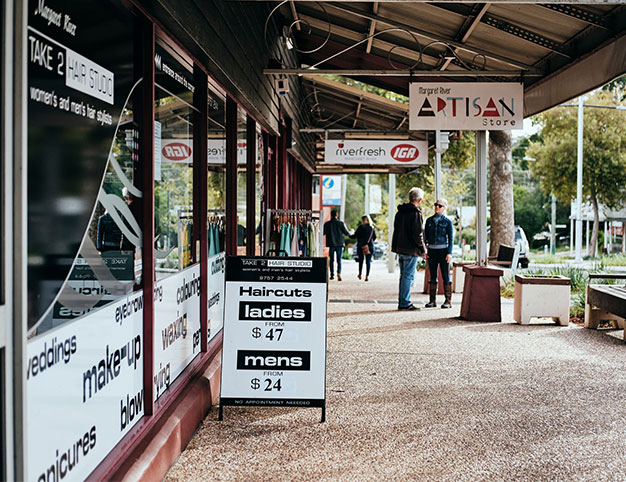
top-left (219, 256), bottom-right (328, 421)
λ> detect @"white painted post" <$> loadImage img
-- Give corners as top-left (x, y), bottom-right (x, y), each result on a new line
top-left (435, 130), bottom-right (441, 202)
top-left (339, 173), bottom-right (347, 222)
top-left (575, 96), bottom-right (583, 263)
top-left (387, 173), bottom-right (396, 273)
top-left (364, 173), bottom-right (370, 216)
top-left (475, 131), bottom-right (488, 266)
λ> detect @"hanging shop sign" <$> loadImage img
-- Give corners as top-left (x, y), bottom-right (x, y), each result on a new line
top-left (321, 176), bottom-right (342, 206)
top-left (324, 140), bottom-right (428, 165)
top-left (409, 82), bottom-right (523, 131)
top-left (220, 257), bottom-right (327, 420)
top-left (160, 138), bottom-right (246, 164)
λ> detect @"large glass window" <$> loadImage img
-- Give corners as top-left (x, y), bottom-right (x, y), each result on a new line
top-left (152, 37), bottom-right (201, 401)
top-left (25, 2), bottom-right (144, 480)
top-left (236, 107), bottom-right (247, 254)
top-left (207, 80), bottom-right (226, 344)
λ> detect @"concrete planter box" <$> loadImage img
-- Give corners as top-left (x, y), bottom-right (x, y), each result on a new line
top-left (513, 274), bottom-right (570, 326)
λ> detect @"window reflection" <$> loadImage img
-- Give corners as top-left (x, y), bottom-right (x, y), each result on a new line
top-left (154, 86), bottom-right (195, 278)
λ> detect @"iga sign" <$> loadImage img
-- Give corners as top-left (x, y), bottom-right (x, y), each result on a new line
top-left (409, 83), bottom-right (523, 130)
top-left (325, 140), bottom-right (427, 165)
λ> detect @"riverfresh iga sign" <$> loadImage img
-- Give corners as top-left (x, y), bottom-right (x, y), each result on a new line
top-left (324, 140), bottom-right (428, 165)
top-left (409, 83), bottom-right (523, 130)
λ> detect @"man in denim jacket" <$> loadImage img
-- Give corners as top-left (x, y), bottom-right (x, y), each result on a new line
top-left (424, 198), bottom-right (454, 308)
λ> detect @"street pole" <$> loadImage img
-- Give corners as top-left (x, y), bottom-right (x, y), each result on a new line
top-left (387, 173), bottom-right (396, 273)
top-left (364, 173), bottom-right (370, 216)
top-left (476, 131), bottom-right (488, 266)
top-left (575, 96), bottom-right (583, 263)
top-left (435, 129), bottom-right (442, 202)
top-left (550, 193), bottom-right (556, 255)
top-left (339, 173), bottom-right (347, 222)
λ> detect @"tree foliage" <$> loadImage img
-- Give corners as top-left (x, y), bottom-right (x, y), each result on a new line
top-left (527, 89), bottom-right (626, 255)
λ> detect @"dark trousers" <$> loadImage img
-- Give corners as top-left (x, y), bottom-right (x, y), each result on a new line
top-left (357, 249), bottom-right (372, 276)
top-left (427, 248), bottom-right (451, 284)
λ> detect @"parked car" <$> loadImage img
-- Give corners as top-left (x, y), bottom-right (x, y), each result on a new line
top-left (486, 225), bottom-right (529, 268)
top-left (352, 241), bottom-right (386, 261)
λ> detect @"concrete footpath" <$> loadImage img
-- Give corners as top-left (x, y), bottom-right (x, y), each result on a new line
top-left (165, 259), bottom-right (626, 481)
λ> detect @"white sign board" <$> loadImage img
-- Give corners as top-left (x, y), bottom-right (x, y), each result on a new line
top-left (153, 265), bottom-right (201, 401)
top-left (220, 257), bottom-right (327, 411)
top-left (27, 293), bottom-right (144, 482)
top-left (409, 82), bottom-right (523, 131)
top-left (208, 252), bottom-right (226, 343)
top-left (322, 176), bottom-right (342, 206)
top-left (325, 140), bottom-right (428, 165)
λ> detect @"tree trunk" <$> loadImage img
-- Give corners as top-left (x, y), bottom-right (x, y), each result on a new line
top-left (488, 130), bottom-right (515, 257)
top-left (591, 195), bottom-right (599, 257)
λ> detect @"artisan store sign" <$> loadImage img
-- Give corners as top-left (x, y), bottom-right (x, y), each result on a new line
top-left (220, 257), bottom-right (327, 413)
top-left (324, 140), bottom-right (428, 165)
top-left (409, 82), bottom-right (523, 130)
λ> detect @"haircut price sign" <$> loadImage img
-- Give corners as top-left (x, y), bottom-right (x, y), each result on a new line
top-left (219, 257), bottom-right (328, 421)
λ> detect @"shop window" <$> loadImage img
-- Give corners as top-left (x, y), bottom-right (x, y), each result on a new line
top-left (256, 125), bottom-right (264, 252)
top-left (207, 80), bottom-right (226, 344)
top-left (236, 107), bottom-right (247, 254)
top-left (153, 37), bottom-right (201, 400)
top-left (25, 2), bottom-right (144, 480)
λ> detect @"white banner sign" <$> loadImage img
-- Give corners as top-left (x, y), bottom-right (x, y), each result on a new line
top-left (324, 140), bottom-right (428, 165)
top-left (220, 257), bottom-right (327, 408)
top-left (409, 82), bottom-right (523, 131)
top-left (160, 138), bottom-right (246, 164)
top-left (153, 264), bottom-right (201, 401)
top-left (27, 292), bottom-right (144, 482)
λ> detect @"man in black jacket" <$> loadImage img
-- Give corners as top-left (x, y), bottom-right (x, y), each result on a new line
top-left (323, 210), bottom-right (351, 280)
top-left (391, 187), bottom-right (426, 310)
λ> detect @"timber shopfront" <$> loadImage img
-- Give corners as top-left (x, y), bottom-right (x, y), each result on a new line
top-left (1, 0), bottom-right (315, 479)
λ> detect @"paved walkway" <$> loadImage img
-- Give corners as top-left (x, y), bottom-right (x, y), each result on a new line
top-left (165, 259), bottom-right (626, 481)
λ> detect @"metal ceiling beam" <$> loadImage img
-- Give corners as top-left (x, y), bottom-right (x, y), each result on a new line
top-left (441, 3), bottom-right (491, 71)
top-left (266, 68), bottom-right (540, 76)
top-left (459, 3), bottom-right (491, 43)
top-left (325, 3), bottom-right (542, 73)
top-left (481, 13), bottom-right (570, 58)
top-left (365, 2), bottom-right (379, 54)
top-left (539, 4), bottom-right (609, 30)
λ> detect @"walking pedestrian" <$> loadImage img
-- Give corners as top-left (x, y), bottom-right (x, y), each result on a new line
top-left (351, 215), bottom-right (376, 281)
top-left (323, 210), bottom-right (351, 280)
top-left (391, 187), bottom-right (426, 310)
top-left (424, 198), bottom-right (454, 308)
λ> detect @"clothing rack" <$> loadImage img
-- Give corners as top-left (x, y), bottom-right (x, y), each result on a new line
top-left (265, 208), bottom-right (323, 257)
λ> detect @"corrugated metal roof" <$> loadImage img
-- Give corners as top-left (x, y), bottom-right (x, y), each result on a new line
top-left (270, 1), bottom-right (626, 167)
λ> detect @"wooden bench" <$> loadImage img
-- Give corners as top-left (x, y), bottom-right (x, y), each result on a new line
top-left (585, 274), bottom-right (626, 340)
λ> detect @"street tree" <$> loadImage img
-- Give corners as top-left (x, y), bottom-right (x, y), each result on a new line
top-left (488, 130), bottom-right (515, 257)
top-left (527, 90), bottom-right (626, 257)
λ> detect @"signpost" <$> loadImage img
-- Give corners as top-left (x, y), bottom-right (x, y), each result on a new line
top-left (219, 257), bottom-right (328, 422)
